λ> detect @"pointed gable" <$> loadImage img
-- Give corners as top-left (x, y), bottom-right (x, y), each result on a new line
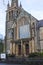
top-left (17, 8), bottom-right (31, 21)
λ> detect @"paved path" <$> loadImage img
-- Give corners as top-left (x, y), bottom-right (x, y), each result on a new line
top-left (0, 63), bottom-right (20, 65)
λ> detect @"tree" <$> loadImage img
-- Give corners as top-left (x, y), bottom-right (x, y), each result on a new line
top-left (0, 39), bottom-right (3, 53)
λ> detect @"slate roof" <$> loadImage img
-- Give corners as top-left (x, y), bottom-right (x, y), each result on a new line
top-left (36, 20), bottom-right (43, 28)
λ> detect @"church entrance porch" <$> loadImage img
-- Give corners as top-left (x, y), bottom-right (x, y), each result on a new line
top-left (10, 38), bottom-right (35, 57)
top-left (10, 38), bottom-right (34, 57)
top-left (14, 40), bottom-right (29, 57)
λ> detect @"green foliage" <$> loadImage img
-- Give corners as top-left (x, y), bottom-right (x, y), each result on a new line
top-left (28, 52), bottom-right (43, 58)
top-left (29, 53), bottom-right (38, 58)
top-left (39, 52), bottom-right (43, 57)
top-left (0, 40), bottom-right (3, 53)
top-left (6, 54), bottom-right (15, 58)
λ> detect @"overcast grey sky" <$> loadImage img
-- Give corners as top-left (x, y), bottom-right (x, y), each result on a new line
top-left (0, 0), bottom-right (43, 37)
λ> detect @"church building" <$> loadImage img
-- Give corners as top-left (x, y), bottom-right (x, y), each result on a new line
top-left (5, 0), bottom-right (40, 57)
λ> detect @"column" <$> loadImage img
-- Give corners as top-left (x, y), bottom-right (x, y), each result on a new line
top-left (23, 43), bottom-right (26, 56)
top-left (16, 44), bottom-right (18, 56)
top-left (21, 40), bottom-right (23, 56)
top-left (13, 43), bottom-right (16, 55)
top-left (32, 39), bottom-right (35, 53)
top-left (10, 43), bottom-right (12, 55)
top-left (29, 41), bottom-right (32, 53)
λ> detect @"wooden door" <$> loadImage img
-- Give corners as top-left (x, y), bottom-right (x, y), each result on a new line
top-left (26, 44), bottom-right (29, 55)
top-left (18, 45), bottom-right (21, 55)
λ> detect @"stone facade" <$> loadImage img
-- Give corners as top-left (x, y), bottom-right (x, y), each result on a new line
top-left (36, 20), bottom-right (43, 52)
top-left (39, 27), bottom-right (43, 52)
top-left (5, 0), bottom-right (40, 57)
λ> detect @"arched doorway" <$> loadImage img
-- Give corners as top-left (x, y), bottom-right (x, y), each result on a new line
top-left (18, 45), bottom-right (21, 55)
top-left (25, 44), bottom-right (29, 55)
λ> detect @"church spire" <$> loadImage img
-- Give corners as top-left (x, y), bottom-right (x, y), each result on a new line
top-left (11, 0), bottom-right (18, 7)
top-left (7, 1), bottom-right (10, 9)
top-left (20, 2), bottom-right (22, 8)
